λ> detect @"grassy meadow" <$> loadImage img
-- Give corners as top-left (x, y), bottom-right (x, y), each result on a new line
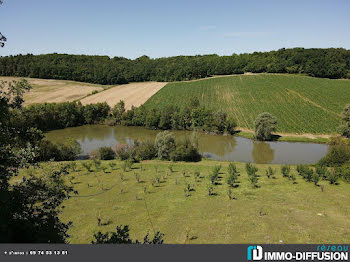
top-left (145, 74), bottom-right (350, 134)
top-left (24, 159), bottom-right (350, 244)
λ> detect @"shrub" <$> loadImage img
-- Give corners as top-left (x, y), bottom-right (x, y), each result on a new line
top-left (98, 147), bottom-right (116, 160)
top-left (134, 140), bottom-right (157, 160)
top-left (194, 170), bottom-right (201, 181)
top-left (135, 173), bottom-right (141, 183)
top-left (297, 164), bottom-right (314, 182)
top-left (109, 162), bottom-right (117, 170)
top-left (89, 149), bottom-right (99, 159)
top-left (56, 139), bottom-right (82, 161)
top-left (315, 165), bottom-right (327, 179)
top-left (207, 183), bottom-right (214, 196)
top-left (341, 165), bottom-right (350, 182)
top-left (305, 168), bottom-right (314, 182)
top-left (227, 172), bottom-right (238, 187)
top-left (290, 173), bottom-right (296, 183)
top-left (208, 165), bottom-right (221, 184)
top-left (248, 173), bottom-right (259, 188)
top-left (254, 112), bottom-right (277, 141)
top-left (101, 165), bottom-right (108, 173)
top-left (39, 139), bottom-right (81, 161)
top-left (246, 163), bottom-right (259, 187)
top-left (93, 159), bottom-right (102, 171)
top-left (126, 159), bottom-right (133, 170)
top-left (38, 139), bottom-right (60, 161)
top-left (326, 168), bottom-right (340, 184)
top-left (266, 166), bottom-right (275, 179)
top-left (329, 136), bottom-right (350, 146)
top-left (281, 165), bottom-right (291, 178)
top-left (227, 163), bottom-right (238, 187)
top-left (245, 163), bottom-right (258, 176)
top-left (318, 144), bottom-right (350, 166)
top-left (69, 162), bottom-right (77, 172)
top-left (82, 161), bottom-right (93, 172)
top-left (122, 161), bottom-right (128, 172)
top-left (169, 139), bottom-right (201, 162)
top-left (312, 173), bottom-right (321, 185)
top-left (228, 163), bottom-right (238, 176)
top-left (154, 131), bottom-right (176, 160)
top-left (114, 144), bottom-right (135, 161)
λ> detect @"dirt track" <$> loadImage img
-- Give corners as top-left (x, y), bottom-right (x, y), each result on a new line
top-left (80, 82), bottom-right (167, 109)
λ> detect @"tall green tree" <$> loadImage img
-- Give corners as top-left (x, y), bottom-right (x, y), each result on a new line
top-left (154, 131), bottom-right (175, 160)
top-left (338, 104), bottom-right (350, 138)
top-left (254, 112), bottom-right (277, 141)
top-left (112, 100), bottom-right (125, 124)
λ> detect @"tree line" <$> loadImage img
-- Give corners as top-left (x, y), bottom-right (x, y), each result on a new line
top-left (16, 97), bottom-right (236, 135)
top-left (1, 48), bottom-right (350, 84)
top-left (114, 98), bottom-right (237, 135)
top-left (19, 101), bottom-right (110, 131)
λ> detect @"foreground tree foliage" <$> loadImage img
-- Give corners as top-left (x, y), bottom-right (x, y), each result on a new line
top-left (0, 1), bottom-right (6, 48)
top-left (1, 48), bottom-right (350, 83)
top-left (0, 79), bottom-right (77, 242)
top-left (254, 112), bottom-right (277, 141)
top-left (92, 225), bottom-right (164, 244)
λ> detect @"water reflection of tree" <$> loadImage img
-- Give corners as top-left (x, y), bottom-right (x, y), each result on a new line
top-left (198, 135), bottom-right (237, 157)
top-left (82, 125), bottom-right (115, 142)
top-left (252, 142), bottom-right (274, 164)
top-left (113, 126), bottom-right (157, 145)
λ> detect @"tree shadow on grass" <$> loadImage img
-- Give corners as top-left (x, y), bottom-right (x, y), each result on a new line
top-left (270, 134), bottom-right (282, 141)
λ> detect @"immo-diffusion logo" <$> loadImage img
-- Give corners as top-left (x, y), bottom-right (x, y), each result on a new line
top-left (247, 245), bottom-right (349, 261)
top-left (247, 246), bottom-right (263, 261)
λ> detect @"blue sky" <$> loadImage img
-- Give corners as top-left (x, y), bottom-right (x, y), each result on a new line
top-left (1, 0), bottom-right (349, 58)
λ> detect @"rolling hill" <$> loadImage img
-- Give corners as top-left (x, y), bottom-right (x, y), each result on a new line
top-left (144, 74), bottom-right (350, 134)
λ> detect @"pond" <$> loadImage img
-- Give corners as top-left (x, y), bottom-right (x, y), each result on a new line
top-left (45, 125), bottom-right (329, 165)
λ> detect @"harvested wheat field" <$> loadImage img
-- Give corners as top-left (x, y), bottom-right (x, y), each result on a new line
top-left (0, 76), bottom-right (106, 105)
top-left (80, 82), bottom-right (167, 109)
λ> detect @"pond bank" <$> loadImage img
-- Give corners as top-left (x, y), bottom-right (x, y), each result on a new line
top-left (236, 129), bottom-right (331, 144)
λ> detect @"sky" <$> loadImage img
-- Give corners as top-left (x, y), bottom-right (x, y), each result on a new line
top-left (1, 0), bottom-right (349, 59)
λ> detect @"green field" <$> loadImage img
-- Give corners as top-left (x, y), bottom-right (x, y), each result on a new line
top-left (27, 160), bottom-right (350, 244)
top-left (144, 74), bottom-right (350, 134)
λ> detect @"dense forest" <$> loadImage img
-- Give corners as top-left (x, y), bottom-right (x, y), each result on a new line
top-left (0, 48), bottom-right (349, 84)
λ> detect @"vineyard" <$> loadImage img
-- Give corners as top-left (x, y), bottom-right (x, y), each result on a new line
top-left (144, 74), bottom-right (350, 134)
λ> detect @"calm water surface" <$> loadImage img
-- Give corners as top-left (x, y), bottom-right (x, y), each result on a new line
top-left (45, 125), bottom-right (329, 165)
